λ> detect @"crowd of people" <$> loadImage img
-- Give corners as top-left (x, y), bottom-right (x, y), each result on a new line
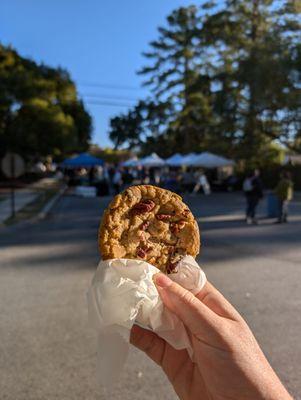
top-left (64, 164), bottom-right (294, 225)
top-left (243, 169), bottom-right (294, 225)
top-left (74, 166), bottom-right (215, 196)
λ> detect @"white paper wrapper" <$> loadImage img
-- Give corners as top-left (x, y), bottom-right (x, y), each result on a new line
top-left (87, 255), bottom-right (206, 387)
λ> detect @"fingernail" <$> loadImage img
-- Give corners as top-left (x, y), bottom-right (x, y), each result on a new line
top-left (153, 273), bottom-right (172, 288)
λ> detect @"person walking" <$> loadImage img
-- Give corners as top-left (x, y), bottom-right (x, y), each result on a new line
top-left (193, 170), bottom-right (211, 195)
top-left (181, 170), bottom-right (195, 193)
top-left (274, 171), bottom-right (293, 223)
top-left (243, 169), bottom-right (263, 224)
top-left (112, 168), bottom-right (123, 194)
top-left (121, 168), bottom-right (134, 190)
top-left (88, 166), bottom-right (96, 185)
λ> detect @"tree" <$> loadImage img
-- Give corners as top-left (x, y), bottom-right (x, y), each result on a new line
top-left (109, 100), bottom-right (171, 151)
top-left (90, 144), bottom-right (133, 164)
top-left (109, 1), bottom-right (301, 162)
top-left (0, 44), bottom-right (92, 161)
top-left (109, 103), bottom-right (144, 149)
top-left (201, 0), bottom-right (301, 159)
top-left (139, 6), bottom-right (213, 153)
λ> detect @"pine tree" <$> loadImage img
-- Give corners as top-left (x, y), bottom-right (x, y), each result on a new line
top-left (202, 0), bottom-right (301, 159)
top-left (139, 6), bottom-right (214, 152)
top-left (110, 1), bottom-right (301, 161)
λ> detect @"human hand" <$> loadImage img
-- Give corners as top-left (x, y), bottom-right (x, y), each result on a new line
top-left (130, 273), bottom-right (292, 400)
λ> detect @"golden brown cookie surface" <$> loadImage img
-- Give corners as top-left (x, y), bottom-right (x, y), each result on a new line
top-left (99, 185), bottom-right (200, 273)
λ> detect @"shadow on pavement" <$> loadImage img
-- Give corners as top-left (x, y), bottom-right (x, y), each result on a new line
top-left (0, 193), bottom-right (300, 268)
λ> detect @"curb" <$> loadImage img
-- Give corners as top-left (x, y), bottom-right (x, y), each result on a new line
top-left (37, 184), bottom-right (67, 220)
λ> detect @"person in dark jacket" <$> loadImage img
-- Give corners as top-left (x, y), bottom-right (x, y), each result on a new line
top-left (243, 169), bottom-right (263, 225)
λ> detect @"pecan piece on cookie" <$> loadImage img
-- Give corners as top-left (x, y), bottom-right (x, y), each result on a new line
top-left (166, 262), bottom-right (178, 274)
top-left (167, 245), bottom-right (175, 255)
top-left (170, 220), bottom-right (186, 234)
top-left (136, 245), bottom-right (153, 259)
top-left (131, 199), bottom-right (155, 215)
top-left (140, 220), bottom-right (150, 231)
top-left (136, 247), bottom-right (147, 258)
top-left (155, 213), bottom-right (172, 221)
top-left (181, 209), bottom-right (190, 218)
top-left (166, 252), bottom-right (184, 274)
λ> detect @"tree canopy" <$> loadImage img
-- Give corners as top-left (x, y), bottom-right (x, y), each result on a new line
top-left (0, 44), bottom-right (92, 161)
top-left (109, 0), bottom-right (301, 164)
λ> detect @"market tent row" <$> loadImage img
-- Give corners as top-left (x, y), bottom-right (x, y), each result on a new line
top-left (122, 152), bottom-right (235, 168)
top-left (60, 153), bottom-right (104, 168)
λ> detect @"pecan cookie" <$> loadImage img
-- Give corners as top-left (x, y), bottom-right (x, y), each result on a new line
top-left (99, 185), bottom-right (200, 274)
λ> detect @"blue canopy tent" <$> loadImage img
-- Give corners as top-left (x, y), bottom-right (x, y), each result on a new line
top-left (61, 153), bottom-right (104, 168)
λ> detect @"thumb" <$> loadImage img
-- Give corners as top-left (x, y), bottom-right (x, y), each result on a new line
top-left (154, 273), bottom-right (222, 341)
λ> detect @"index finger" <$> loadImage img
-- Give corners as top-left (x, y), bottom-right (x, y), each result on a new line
top-left (154, 273), bottom-right (224, 343)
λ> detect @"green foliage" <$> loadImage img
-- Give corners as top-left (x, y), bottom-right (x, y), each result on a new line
top-left (89, 144), bottom-right (132, 164)
top-left (0, 44), bottom-right (92, 161)
top-left (109, 99), bottom-right (172, 151)
top-left (109, 0), bottom-right (301, 165)
top-left (109, 102), bottom-right (144, 149)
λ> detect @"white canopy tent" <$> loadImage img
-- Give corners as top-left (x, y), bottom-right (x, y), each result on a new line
top-left (191, 152), bottom-right (235, 168)
top-left (140, 153), bottom-right (166, 167)
top-left (180, 153), bottom-right (199, 166)
top-left (122, 157), bottom-right (139, 167)
top-left (165, 153), bottom-right (184, 166)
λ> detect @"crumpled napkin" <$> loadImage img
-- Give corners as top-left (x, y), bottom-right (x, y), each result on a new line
top-left (87, 255), bottom-right (206, 387)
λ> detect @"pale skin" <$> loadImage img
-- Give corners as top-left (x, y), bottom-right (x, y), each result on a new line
top-left (130, 273), bottom-right (292, 400)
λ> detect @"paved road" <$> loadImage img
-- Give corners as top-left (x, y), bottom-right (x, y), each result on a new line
top-left (0, 192), bottom-right (300, 399)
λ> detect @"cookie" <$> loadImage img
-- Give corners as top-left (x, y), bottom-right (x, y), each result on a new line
top-left (98, 185), bottom-right (200, 274)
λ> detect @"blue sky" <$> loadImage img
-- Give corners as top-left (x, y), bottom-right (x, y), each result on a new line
top-left (1, 0), bottom-right (194, 147)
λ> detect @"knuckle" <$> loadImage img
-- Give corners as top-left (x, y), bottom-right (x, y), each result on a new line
top-left (177, 287), bottom-right (198, 307)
